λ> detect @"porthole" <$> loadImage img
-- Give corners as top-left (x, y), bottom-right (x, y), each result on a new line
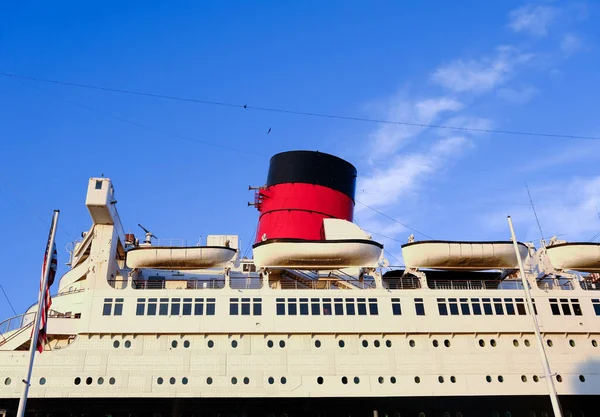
top-left (207, 340), bottom-right (214, 348)
top-left (231, 377), bottom-right (238, 385)
top-left (547, 339), bottom-right (553, 347)
top-left (317, 376), bottom-right (324, 385)
top-left (438, 376), bottom-right (444, 383)
top-left (354, 377), bottom-right (360, 384)
top-left (231, 340), bottom-right (238, 348)
top-left (362, 340), bottom-right (368, 348)
top-left (206, 377), bottom-right (213, 385)
top-left (4, 377), bottom-right (11, 386)
top-left (579, 375), bottom-right (585, 382)
top-left (444, 339), bottom-right (450, 348)
top-left (433, 340), bottom-right (439, 347)
top-left (171, 340), bottom-right (178, 348)
top-left (513, 339), bottom-right (519, 347)
top-left (374, 340), bottom-right (381, 348)
top-left (98, 377), bottom-right (104, 385)
top-left (109, 377), bottom-right (115, 385)
top-left (169, 377), bottom-right (176, 385)
top-left (409, 340), bottom-right (415, 347)
top-left (414, 376), bottom-right (421, 384)
top-left (524, 339), bottom-right (531, 347)
top-left (450, 376), bottom-right (456, 383)
top-left (244, 377), bottom-right (250, 385)
top-left (390, 376), bottom-right (396, 384)
top-left (444, 413), bottom-right (451, 417)
top-left (182, 377), bottom-right (188, 385)
top-left (279, 340), bottom-right (285, 348)
top-left (268, 377), bottom-right (274, 385)
top-left (498, 376), bottom-right (504, 383)
top-left (419, 413), bottom-right (426, 417)
top-left (125, 340), bottom-right (132, 348)
top-left (378, 376), bottom-right (384, 384)
top-left (267, 340), bottom-right (274, 348)
top-left (157, 377), bottom-right (163, 385)
top-left (533, 375), bottom-right (539, 382)
top-left (113, 341), bottom-right (120, 348)
top-left (341, 376), bottom-right (348, 384)
top-left (490, 339), bottom-right (497, 347)
top-left (280, 377), bottom-right (286, 384)
top-left (556, 375), bottom-right (562, 383)
top-left (486, 376), bottom-right (492, 383)
top-left (183, 340), bottom-right (190, 348)
top-left (569, 340), bottom-right (575, 347)
top-left (592, 340), bottom-right (598, 347)
top-left (479, 339), bottom-right (485, 347)
top-left (314, 340), bottom-right (321, 348)
top-left (386, 340), bottom-right (392, 348)
top-left (339, 340), bottom-right (345, 348)
top-left (86, 377), bottom-right (93, 385)
top-left (39, 377), bottom-right (46, 385)
top-left (521, 375), bottom-right (527, 382)
top-left (74, 377), bottom-right (81, 385)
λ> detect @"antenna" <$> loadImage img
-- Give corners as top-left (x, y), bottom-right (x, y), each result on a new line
top-left (526, 184), bottom-right (544, 242)
top-left (138, 223), bottom-right (158, 245)
top-left (589, 207), bottom-right (600, 242)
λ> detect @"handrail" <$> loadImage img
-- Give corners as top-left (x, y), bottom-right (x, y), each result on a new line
top-left (427, 279), bottom-right (528, 290)
top-left (0, 312), bottom-right (36, 342)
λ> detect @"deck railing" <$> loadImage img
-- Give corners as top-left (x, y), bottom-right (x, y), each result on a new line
top-left (0, 312), bottom-right (36, 342)
top-left (383, 277), bottom-right (421, 290)
top-left (428, 280), bottom-right (527, 290)
top-left (580, 281), bottom-right (600, 291)
top-left (132, 279), bottom-right (226, 290)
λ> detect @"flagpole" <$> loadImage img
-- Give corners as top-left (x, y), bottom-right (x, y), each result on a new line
top-left (16, 210), bottom-right (60, 417)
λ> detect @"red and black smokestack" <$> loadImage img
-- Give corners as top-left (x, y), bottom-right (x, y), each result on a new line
top-left (254, 150), bottom-right (357, 243)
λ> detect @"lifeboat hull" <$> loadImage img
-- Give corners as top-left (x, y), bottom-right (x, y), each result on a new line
top-left (252, 239), bottom-right (383, 269)
top-left (126, 246), bottom-right (237, 269)
top-left (401, 240), bottom-right (529, 270)
top-left (546, 242), bottom-right (600, 272)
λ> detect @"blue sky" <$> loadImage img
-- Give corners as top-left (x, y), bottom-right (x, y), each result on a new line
top-left (1, 1), bottom-right (599, 318)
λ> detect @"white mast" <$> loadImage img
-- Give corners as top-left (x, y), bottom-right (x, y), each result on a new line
top-left (507, 216), bottom-right (563, 417)
top-left (16, 210), bottom-right (60, 417)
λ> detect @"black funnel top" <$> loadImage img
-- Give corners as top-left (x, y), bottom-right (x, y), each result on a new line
top-left (266, 151), bottom-right (357, 199)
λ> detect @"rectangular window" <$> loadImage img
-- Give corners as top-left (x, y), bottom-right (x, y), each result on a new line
top-left (515, 298), bottom-right (526, 315)
top-left (102, 298), bottom-right (112, 316)
top-left (334, 298), bottom-right (344, 315)
top-left (572, 299), bottom-right (582, 316)
top-left (357, 298), bottom-right (367, 316)
top-left (346, 299), bottom-right (356, 315)
top-left (323, 298), bottom-right (332, 315)
top-left (147, 298), bottom-right (157, 316)
top-left (532, 299), bottom-right (538, 315)
top-left (471, 298), bottom-right (482, 315)
top-left (391, 298), bottom-right (402, 315)
top-left (113, 298), bottom-right (124, 316)
top-left (183, 298), bottom-right (192, 316)
top-left (482, 298), bottom-right (493, 315)
top-left (449, 298), bottom-right (459, 315)
top-left (136, 298), bottom-right (145, 316)
top-left (560, 298), bottom-right (572, 315)
top-left (276, 298), bottom-right (285, 315)
top-left (437, 298), bottom-right (448, 316)
top-left (95, 180), bottom-right (103, 190)
top-left (504, 298), bottom-right (515, 315)
top-left (206, 298), bottom-right (216, 315)
top-left (288, 298), bottom-right (297, 315)
top-left (230, 298), bottom-right (239, 315)
top-left (241, 298), bottom-right (251, 316)
top-left (253, 298), bottom-right (262, 316)
top-left (300, 298), bottom-right (309, 316)
top-left (311, 298), bottom-right (320, 315)
top-left (159, 298), bottom-right (169, 316)
top-left (194, 298), bottom-right (204, 315)
top-left (549, 298), bottom-right (561, 315)
top-left (415, 298), bottom-right (425, 316)
top-left (593, 299), bottom-right (600, 316)
top-left (171, 298), bottom-right (181, 316)
top-left (369, 298), bottom-right (379, 315)
top-left (493, 298), bottom-right (504, 315)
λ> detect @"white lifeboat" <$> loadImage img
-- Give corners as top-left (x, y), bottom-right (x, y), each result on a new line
top-left (546, 242), bottom-right (600, 272)
top-left (126, 246), bottom-right (237, 270)
top-left (402, 240), bottom-right (529, 270)
top-left (252, 219), bottom-right (383, 269)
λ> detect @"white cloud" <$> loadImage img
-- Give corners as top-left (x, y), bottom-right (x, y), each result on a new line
top-left (560, 33), bottom-right (583, 55)
top-left (508, 5), bottom-right (558, 37)
top-left (431, 47), bottom-right (533, 94)
top-left (497, 86), bottom-right (538, 105)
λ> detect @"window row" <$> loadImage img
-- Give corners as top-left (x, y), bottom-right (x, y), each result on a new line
top-left (437, 297), bottom-right (534, 316)
top-left (229, 298), bottom-right (262, 316)
top-left (102, 298), bottom-right (124, 316)
top-left (549, 298), bottom-right (582, 316)
top-left (275, 298), bottom-right (378, 316)
top-left (135, 298), bottom-right (215, 316)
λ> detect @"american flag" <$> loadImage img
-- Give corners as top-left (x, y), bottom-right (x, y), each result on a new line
top-left (35, 224), bottom-right (58, 353)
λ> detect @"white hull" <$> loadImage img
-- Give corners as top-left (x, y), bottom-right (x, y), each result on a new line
top-left (546, 242), bottom-right (600, 272)
top-left (402, 240), bottom-right (529, 270)
top-left (253, 239), bottom-right (383, 269)
top-left (126, 246), bottom-right (236, 269)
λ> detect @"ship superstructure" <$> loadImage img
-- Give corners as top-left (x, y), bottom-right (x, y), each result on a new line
top-left (0, 151), bottom-right (599, 417)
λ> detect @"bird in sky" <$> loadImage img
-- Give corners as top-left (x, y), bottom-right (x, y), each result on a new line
top-left (267, 128), bottom-right (271, 134)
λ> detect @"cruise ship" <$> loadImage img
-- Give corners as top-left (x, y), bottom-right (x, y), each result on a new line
top-left (0, 150), bottom-right (599, 417)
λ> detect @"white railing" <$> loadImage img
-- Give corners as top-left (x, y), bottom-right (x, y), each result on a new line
top-left (428, 280), bottom-right (528, 290)
top-left (0, 312), bottom-right (36, 342)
